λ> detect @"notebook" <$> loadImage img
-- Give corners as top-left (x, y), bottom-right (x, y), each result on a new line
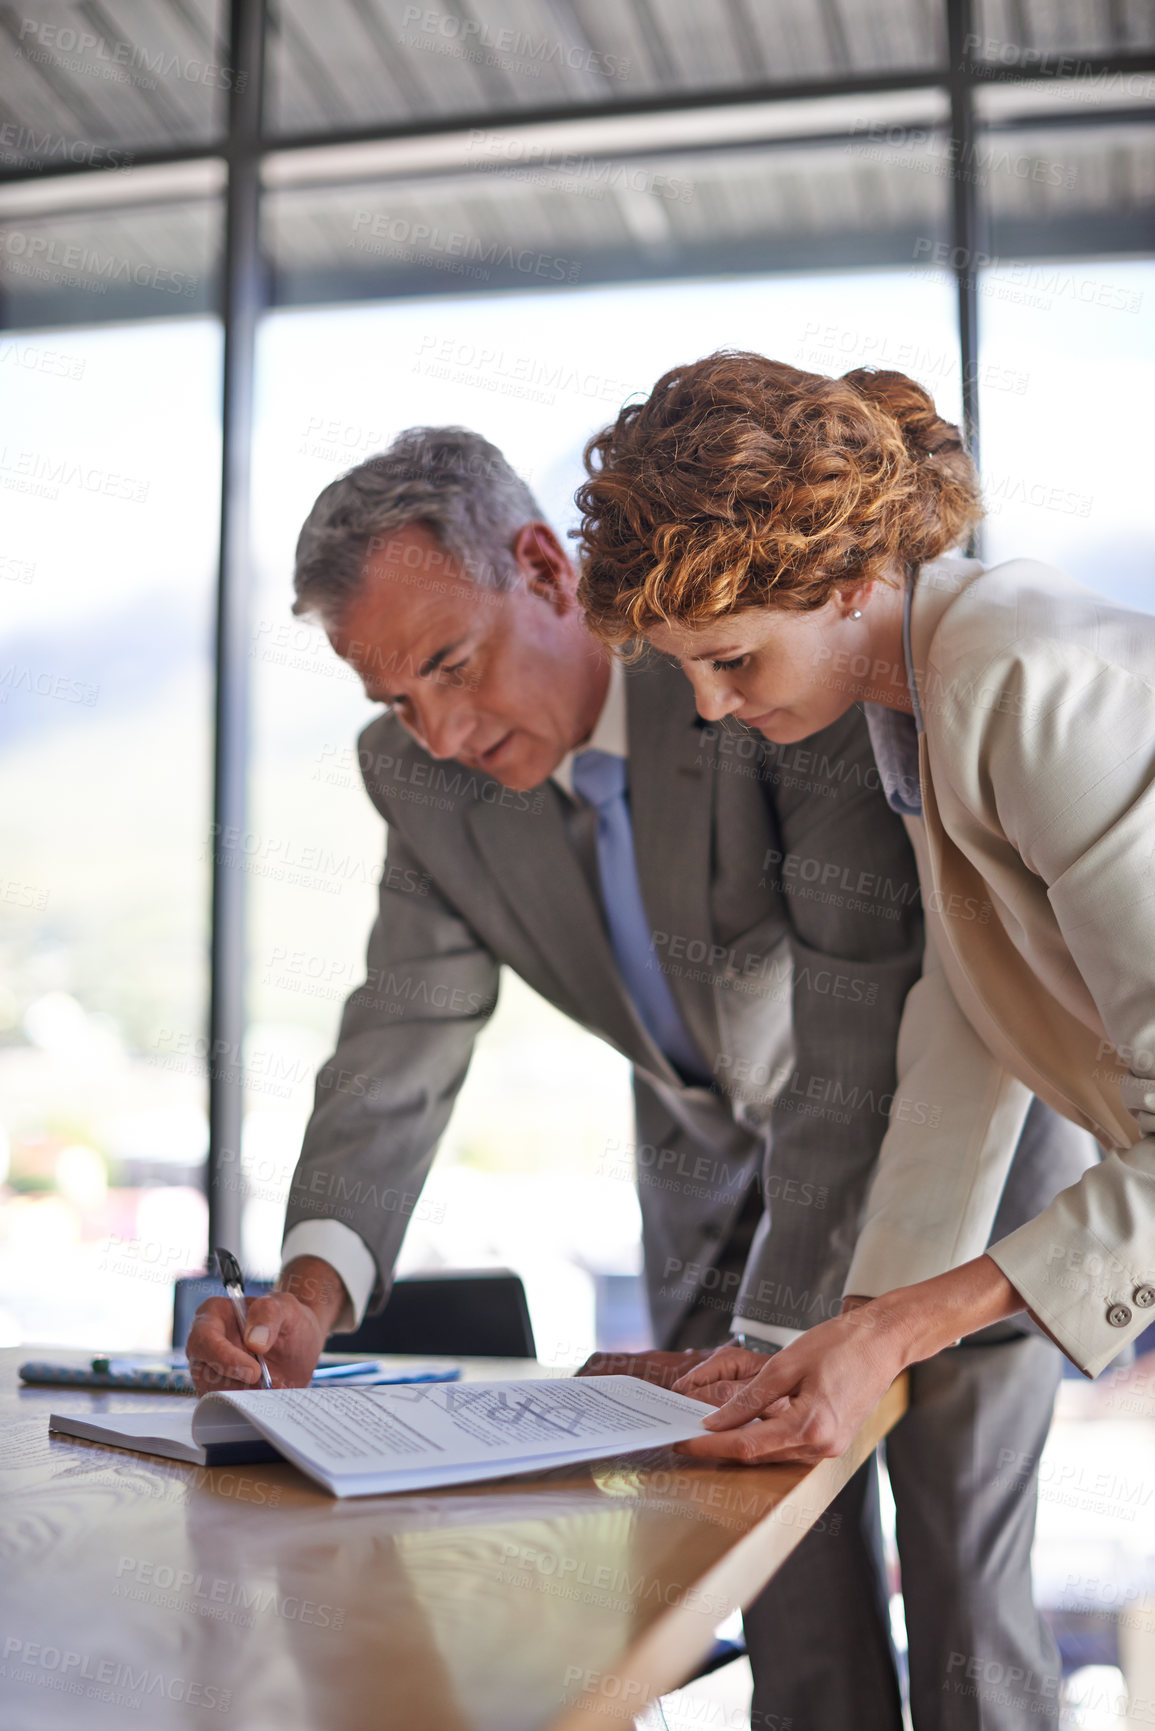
top-left (50, 1377), bottom-right (710, 1496)
top-left (22, 1356), bottom-right (459, 1393)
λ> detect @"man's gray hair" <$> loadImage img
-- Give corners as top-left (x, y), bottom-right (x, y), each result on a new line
top-left (292, 426), bottom-right (544, 621)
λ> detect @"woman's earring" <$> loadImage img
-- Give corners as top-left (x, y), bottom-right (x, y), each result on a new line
top-left (849, 609), bottom-right (863, 620)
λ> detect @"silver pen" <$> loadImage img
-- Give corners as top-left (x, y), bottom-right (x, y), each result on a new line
top-left (215, 1247), bottom-right (273, 1389)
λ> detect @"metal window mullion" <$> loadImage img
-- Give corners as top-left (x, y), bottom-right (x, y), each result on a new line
top-left (947, 0), bottom-right (983, 545)
top-left (208, 0), bottom-right (266, 1260)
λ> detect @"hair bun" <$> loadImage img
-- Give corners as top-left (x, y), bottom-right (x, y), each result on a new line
top-left (841, 366), bottom-right (967, 463)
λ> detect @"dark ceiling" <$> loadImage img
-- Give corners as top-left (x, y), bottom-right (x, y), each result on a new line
top-left (0, 0), bottom-right (1151, 326)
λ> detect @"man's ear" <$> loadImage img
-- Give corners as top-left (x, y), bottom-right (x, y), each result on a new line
top-left (512, 521), bottom-right (577, 614)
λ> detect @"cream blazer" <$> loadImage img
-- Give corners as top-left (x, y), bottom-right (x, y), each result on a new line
top-left (843, 555), bottom-right (1155, 1376)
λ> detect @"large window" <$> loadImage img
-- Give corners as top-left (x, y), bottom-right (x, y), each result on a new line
top-left (0, 316), bottom-right (221, 1349)
top-left (978, 257), bottom-right (1155, 603)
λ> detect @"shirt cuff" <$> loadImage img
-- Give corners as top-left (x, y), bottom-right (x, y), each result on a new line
top-left (280, 1221), bottom-right (377, 1334)
top-left (729, 1316), bottom-right (803, 1351)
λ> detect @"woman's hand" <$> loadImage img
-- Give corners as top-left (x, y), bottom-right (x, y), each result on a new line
top-left (663, 1344), bottom-right (780, 1409)
top-left (672, 1307), bottom-right (909, 1465)
top-left (671, 1256), bottom-right (1024, 1466)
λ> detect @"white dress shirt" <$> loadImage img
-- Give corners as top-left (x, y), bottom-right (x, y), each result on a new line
top-left (550, 654), bottom-right (628, 794)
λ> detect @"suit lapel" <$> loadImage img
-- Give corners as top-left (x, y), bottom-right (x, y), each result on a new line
top-left (908, 554), bottom-right (978, 682)
top-left (467, 779), bottom-right (676, 1073)
top-left (626, 657), bottom-right (722, 1068)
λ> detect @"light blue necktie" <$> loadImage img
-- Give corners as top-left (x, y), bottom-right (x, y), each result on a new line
top-left (571, 749), bottom-right (706, 1081)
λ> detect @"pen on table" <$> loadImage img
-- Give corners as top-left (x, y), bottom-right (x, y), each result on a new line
top-left (214, 1247), bottom-right (273, 1389)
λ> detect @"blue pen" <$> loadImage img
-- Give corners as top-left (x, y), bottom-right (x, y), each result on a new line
top-left (215, 1247), bottom-right (273, 1389)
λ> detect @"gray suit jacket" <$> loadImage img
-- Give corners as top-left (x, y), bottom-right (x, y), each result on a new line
top-left (284, 654), bottom-right (1092, 1345)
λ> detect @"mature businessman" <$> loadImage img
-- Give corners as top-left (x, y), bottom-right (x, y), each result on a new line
top-left (190, 427), bottom-right (1093, 1729)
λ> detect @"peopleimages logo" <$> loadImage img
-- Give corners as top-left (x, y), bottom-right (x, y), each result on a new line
top-left (400, 6), bottom-right (630, 79)
top-left (2, 1636), bottom-right (231, 1713)
top-left (16, 17), bottom-right (247, 90)
top-left (0, 122), bottom-right (132, 170)
top-left (0, 230), bottom-right (197, 297)
top-left (349, 211), bottom-right (582, 283)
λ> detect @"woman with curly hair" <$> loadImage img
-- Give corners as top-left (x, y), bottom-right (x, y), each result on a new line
top-left (577, 350), bottom-right (1155, 1466)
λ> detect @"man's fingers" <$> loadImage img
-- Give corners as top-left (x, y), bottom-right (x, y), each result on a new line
top-left (188, 1354), bottom-right (262, 1390)
top-left (242, 1293), bottom-right (288, 1354)
top-left (187, 1297), bottom-right (240, 1342)
top-left (574, 1353), bottom-right (613, 1378)
top-left (185, 1319), bottom-right (259, 1376)
top-left (187, 1313), bottom-right (247, 1369)
top-left (187, 1304), bottom-right (265, 1389)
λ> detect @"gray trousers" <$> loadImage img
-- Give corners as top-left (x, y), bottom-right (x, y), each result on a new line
top-left (742, 1326), bottom-right (1063, 1731)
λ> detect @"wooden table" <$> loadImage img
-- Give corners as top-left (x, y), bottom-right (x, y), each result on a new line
top-left (0, 1348), bottom-right (906, 1730)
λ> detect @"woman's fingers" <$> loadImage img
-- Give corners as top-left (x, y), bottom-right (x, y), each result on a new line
top-left (676, 1416), bottom-right (824, 1466)
top-left (683, 1377), bottom-right (756, 1409)
top-left (701, 1357), bottom-right (793, 1430)
top-left (672, 1346), bottom-right (767, 1393)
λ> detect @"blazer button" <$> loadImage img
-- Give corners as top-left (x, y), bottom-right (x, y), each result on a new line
top-left (1106, 1302), bottom-right (1133, 1328)
top-left (1133, 1284), bottom-right (1155, 1309)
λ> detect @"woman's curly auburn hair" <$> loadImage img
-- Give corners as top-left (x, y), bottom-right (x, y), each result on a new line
top-left (575, 351), bottom-right (982, 644)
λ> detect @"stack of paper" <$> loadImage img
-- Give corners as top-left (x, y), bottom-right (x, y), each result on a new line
top-left (50, 1377), bottom-right (710, 1496)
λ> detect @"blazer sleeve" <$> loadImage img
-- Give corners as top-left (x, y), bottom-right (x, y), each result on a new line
top-left (952, 645), bottom-right (1155, 1375)
top-left (844, 860), bottom-right (1034, 1298)
top-left (282, 819), bottom-right (499, 1318)
top-left (732, 707), bottom-right (1034, 1331)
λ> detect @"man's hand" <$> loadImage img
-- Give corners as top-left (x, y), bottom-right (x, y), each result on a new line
top-left (574, 1348), bottom-right (714, 1391)
top-left (671, 1256), bottom-right (1024, 1466)
top-left (186, 1256), bottom-right (350, 1395)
